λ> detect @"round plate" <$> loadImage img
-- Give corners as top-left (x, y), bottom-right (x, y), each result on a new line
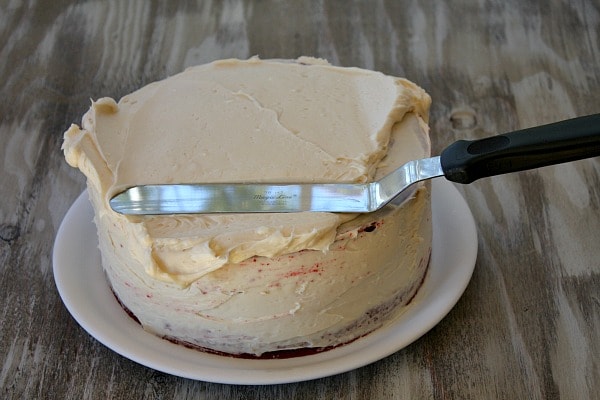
top-left (52, 179), bottom-right (477, 385)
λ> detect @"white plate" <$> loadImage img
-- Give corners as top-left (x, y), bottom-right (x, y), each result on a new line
top-left (53, 179), bottom-right (477, 385)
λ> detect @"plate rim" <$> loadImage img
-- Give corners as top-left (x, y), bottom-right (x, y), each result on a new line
top-left (52, 178), bottom-right (477, 385)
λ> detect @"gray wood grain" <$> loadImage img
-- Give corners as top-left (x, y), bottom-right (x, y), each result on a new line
top-left (1, 1), bottom-right (599, 399)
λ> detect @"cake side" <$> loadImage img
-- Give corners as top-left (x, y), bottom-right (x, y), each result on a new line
top-left (95, 184), bottom-right (431, 356)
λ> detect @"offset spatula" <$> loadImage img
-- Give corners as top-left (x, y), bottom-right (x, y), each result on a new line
top-left (110, 114), bottom-right (600, 215)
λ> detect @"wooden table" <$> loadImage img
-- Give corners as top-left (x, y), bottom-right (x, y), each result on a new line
top-left (2, 1), bottom-right (599, 398)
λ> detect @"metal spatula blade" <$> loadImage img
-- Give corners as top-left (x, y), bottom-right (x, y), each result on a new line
top-left (109, 157), bottom-right (443, 214)
top-left (109, 114), bottom-right (600, 215)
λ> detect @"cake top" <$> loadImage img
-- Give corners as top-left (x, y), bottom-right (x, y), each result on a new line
top-left (63, 57), bottom-right (431, 285)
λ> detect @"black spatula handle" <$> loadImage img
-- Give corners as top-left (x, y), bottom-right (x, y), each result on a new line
top-left (440, 114), bottom-right (600, 184)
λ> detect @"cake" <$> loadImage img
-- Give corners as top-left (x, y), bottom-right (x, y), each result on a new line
top-left (62, 57), bottom-right (432, 357)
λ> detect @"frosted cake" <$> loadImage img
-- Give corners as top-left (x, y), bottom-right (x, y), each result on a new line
top-left (62, 57), bottom-right (432, 357)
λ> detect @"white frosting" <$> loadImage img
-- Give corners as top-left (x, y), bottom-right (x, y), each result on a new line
top-left (63, 57), bottom-right (433, 355)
